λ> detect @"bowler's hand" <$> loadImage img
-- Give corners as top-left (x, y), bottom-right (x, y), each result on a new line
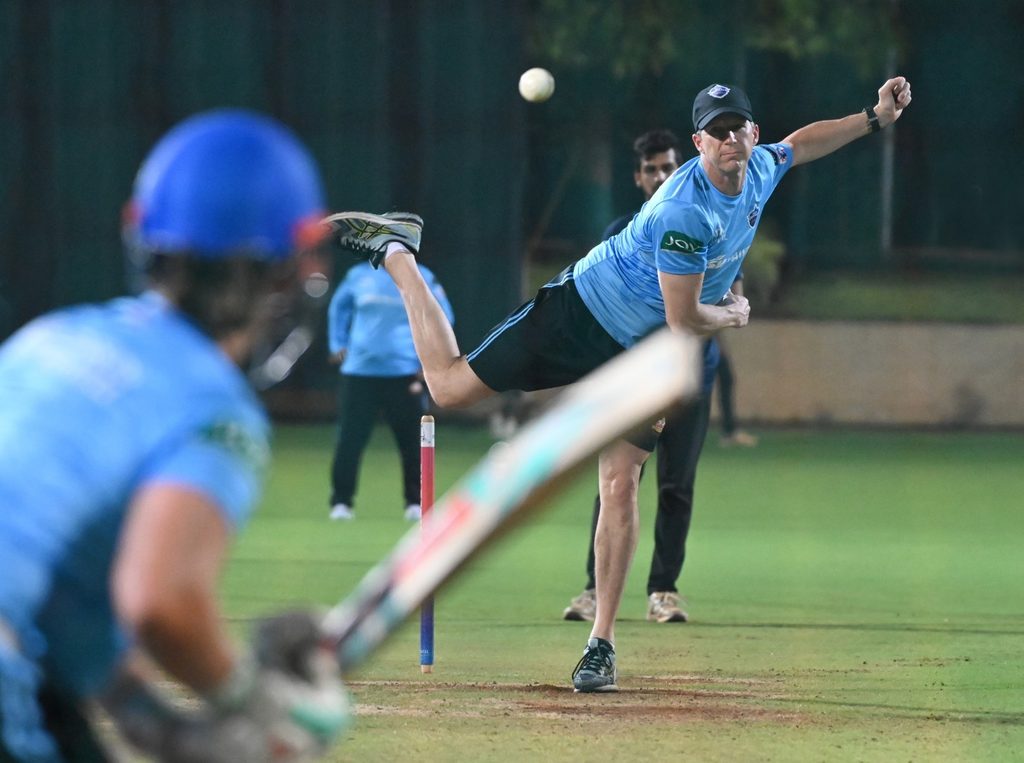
top-left (721, 291), bottom-right (750, 328)
top-left (876, 76), bottom-right (912, 128)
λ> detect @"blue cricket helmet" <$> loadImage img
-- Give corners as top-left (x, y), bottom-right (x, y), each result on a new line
top-left (125, 109), bottom-right (326, 261)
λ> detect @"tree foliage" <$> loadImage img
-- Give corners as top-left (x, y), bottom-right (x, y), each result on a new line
top-left (527, 0), bottom-right (901, 80)
top-left (526, 0), bottom-right (700, 80)
top-left (746, 0), bottom-right (901, 76)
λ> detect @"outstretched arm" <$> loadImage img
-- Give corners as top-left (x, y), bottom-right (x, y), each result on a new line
top-left (784, 76), bottom-right (912, 167)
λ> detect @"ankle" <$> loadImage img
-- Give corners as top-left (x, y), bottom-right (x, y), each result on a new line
top-left (385, 240), bottom-right (414, 262)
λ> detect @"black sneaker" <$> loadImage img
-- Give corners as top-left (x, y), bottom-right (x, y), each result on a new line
top-left (321, 211), bottom-right (423, 268)
top-left (571, 637), bottom-right (617, 693)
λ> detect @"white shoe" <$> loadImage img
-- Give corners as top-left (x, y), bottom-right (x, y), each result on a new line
top-left (329, 503), bottom-right (354, 520)
top-left (646, 591), bottom-right (688, 623)
top-left (404, 504), bottom-right (422, 521)
top-left (562, 588), bottom-right (596, 621)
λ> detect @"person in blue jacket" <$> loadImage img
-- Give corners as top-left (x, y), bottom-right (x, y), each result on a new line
top-left (326, 262), bottom-right (454, 521)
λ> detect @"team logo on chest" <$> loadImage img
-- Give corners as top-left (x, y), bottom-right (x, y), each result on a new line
top-left (747, 204), bottom-right (760, 228)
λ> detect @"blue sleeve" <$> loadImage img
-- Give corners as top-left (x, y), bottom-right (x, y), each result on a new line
top-left (141, 413), bottom-right (270, 530)
top-left (327, 277), bottom-right (355, 354)
top-left (755, 143), bottom-right (794, 191)
top-left (648, 200), bottom-right (714, 276)
top-left (422, 267), bottom-right (455, 326)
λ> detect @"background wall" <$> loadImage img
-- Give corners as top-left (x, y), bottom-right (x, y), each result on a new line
top-left (720, 321), bottom-right (1024, 428)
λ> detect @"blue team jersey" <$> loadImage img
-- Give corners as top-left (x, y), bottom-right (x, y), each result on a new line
top-left (0, 292), bottom-right (269, 698)
top-left (574, 143), bottom-right (793, 347)
top-left (328, 262), bottom-right (454, 377)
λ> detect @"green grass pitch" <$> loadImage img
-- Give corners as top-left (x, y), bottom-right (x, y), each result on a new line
top-left (222, 423), bottom-right (1024, 761)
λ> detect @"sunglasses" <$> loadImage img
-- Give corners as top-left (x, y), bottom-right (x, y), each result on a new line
top-left (702, 121), bottom-right (751, 141)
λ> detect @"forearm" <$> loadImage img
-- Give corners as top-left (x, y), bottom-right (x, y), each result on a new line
top-left (670, 302), bottom-right (743, 336)
top-left (783, 111), bottom-right (872, 166)
top-left (131, 587), bottom-right (237, 693)
top-left (660, 272), bottom-right (749, 335)
top-left (786, 76), bottom-right (911, 167)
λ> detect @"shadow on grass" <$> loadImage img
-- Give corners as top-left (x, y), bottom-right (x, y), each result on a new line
top-left (688, 621), bottom-right (1024, 637)
top-left (772, 696), bottom-right (1024, 726)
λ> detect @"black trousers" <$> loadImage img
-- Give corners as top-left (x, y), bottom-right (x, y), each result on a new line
top-left (329, 374), bottom-right (427, 510)
top-left (716, 346), bottom-right (739, 435)
top-left (583, 394), bottom-right (712, 595)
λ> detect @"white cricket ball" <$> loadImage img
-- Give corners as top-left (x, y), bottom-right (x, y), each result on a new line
top-left (519, 67), bottom-right (555, 103)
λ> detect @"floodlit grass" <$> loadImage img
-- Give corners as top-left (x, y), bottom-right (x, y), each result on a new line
top-left (223, 424), bottom-right (1024, 762)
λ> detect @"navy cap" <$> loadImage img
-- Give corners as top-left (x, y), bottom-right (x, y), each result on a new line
top-left (692, 84), bottom-right (754, 132)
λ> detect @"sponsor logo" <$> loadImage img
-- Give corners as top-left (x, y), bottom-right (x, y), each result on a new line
top-left (707, 245), bottom-right (750, 271)
top-left (200, 420), bottom-right (269, 473)
top-left (747, 204), bottom-right (760, 228)
top-left (707, 84), bottom-right (730, 99)
top-left (660, 230), bottom-right (703, 255)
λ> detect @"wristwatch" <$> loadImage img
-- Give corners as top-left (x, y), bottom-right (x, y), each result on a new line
top-left (864, 106), bottom-right (881, 133)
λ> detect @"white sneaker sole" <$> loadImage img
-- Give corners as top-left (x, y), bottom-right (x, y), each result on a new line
top-left (321, 211), bottom-right (423, 229)
top-left (573, 682), bottom-right (618, 693)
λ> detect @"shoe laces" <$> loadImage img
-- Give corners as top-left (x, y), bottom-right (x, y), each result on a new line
top-left (572, 641), bottom-right (613, 678)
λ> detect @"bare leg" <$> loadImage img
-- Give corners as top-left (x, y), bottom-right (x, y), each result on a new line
top-left (590, 438), bottom-right (650, 645)
top-left (383, 250), bottom-right (495, 408)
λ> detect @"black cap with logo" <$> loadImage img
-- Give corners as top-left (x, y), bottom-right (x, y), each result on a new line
top-left (692, 84), bottom-right (754, 132)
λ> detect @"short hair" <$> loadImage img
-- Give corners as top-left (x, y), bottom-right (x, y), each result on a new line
top-left (632, 129), bottom-right (682, 170)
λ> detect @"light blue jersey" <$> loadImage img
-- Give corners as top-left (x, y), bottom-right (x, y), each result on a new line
top-left (0, 292), bottom-right (269, 698)
top-left (328, 262), bottom-right (453, 377)
top-left (574, 143), bottom-right (793, 347)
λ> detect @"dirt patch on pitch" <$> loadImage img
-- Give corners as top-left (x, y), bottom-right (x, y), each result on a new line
top-left (349, 677), bottom-right (806, 725)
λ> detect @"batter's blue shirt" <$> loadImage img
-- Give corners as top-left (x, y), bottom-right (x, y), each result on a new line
top-left (328, 263), bottom-right (454, 377)
top-left (574, 143), bottom-right (793, 347)
top-left (0, 292), bottom-right (269, 698)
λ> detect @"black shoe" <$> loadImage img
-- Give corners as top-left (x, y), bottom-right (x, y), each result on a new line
top-left (571, 637), bottom-right (617, 692)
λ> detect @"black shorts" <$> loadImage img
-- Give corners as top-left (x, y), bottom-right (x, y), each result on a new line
top-left (466, 269), bottom-right (664, 453)
top-left (467, 268), bottom-right (624, 392)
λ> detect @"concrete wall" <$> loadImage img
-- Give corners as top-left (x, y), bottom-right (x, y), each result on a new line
top-left (270, 321), bottom-right (1024, 430)
top-left (721, 321), bottom-right (1024, 428)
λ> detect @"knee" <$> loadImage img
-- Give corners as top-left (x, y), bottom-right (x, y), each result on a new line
top-left (600, 473), bottom-right (640, 515)
top-left (427, 383), bottom-right (468, 410)
top-left (424, 369), bottom-right (491, 410)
